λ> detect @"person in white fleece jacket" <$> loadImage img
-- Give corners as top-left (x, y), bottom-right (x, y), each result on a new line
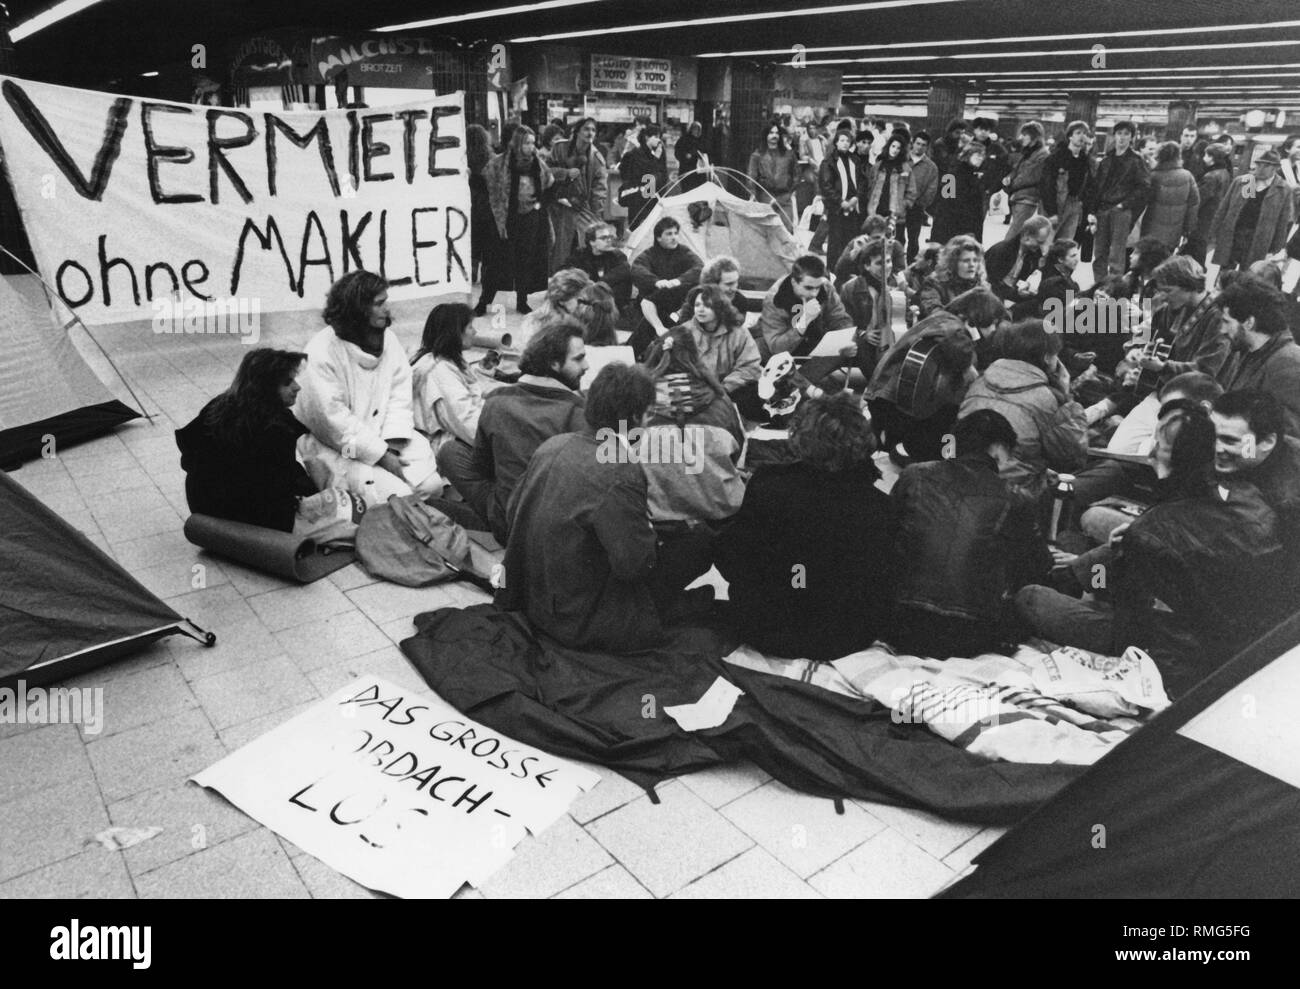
top-left (295, 271), bottom-right (442, 505)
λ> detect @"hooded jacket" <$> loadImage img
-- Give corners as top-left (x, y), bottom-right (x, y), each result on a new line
top-left (678, 315), bottom-right (763, 393)
top-left (958, 359), bottom-right (1088, 485)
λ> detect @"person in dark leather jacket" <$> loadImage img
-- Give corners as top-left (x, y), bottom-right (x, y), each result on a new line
top-left (889, 409), bottom-right (1051, 658)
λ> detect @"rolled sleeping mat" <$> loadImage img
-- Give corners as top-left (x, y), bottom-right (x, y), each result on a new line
top-left (183, 514), bottom-right (355, 583)
top-left (470, 328), bottom-right (513, 350)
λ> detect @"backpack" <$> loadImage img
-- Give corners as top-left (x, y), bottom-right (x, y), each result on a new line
top-left (355, 495), bottom-right (493, 588)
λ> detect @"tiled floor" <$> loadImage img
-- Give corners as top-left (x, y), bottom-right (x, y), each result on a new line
top-left (1, 216), bottom-right (1031, 899)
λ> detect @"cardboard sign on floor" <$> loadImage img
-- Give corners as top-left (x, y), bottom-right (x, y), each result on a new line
top-left (192, 676), bottom-right (600, 898)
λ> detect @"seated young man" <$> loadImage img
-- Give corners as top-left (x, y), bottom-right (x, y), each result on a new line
top-left (1215, 274), bottom-right (1300, 439)
top-left (1015, 405), bottom-right (1285, 697)
top-left (565, 223), bottom-right (633, 312)
top-left (866, 287), bottom-right (1005, 463)
top-left (628, 216), bottom-right (704, 355)
top-left (497, 362), bottom-right (709, 652)
top-left (1212, 388), bottom-right (1300, 605)
top-left (833, 215), bottom-right (905, 285)
top-left (714, 393), bottom-right (894, 661)
top-left (437, 320), bottom-right (588, 542)
top-left (671, 255), bottom-right (764, 321)
top-left (890, 410), bottom-right (1051, 658)
top-left (295, 271), bottom-right (441, 505)
top-left (757, 253), bottom-right (857, 366)
top-left (836, 237), bottom-right (895, 380)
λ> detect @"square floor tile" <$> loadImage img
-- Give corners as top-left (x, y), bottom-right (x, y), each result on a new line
top-left (292, 853), bottom-right (387, 899)
top-left (722, 781), bottom-right (884, 878)
top-left (478, 814), bottom-right (613, 899)
top-left (0, 848), bottom-right (135, 899)
top-left (671, 847), bottom-right (822, 899)
top-left (275, 610), bottom-right (392, 672)
top-left (67, 662), bottom-right (198, 740)
top-left (304, 646), bottom-right (430, 698)
top-left (554, 864), bottom-right (653, 899)
top-left (855, 800), bottom-right (983, 861)
top-left (134, 828), bottom-right (310, 899)
top-left (0, 780), bottom-right (110, 883)
top-left (678, 762), bottom-right (771, 809)
top-left (808, 827), bottom-right (954, 899)
top-left (0, 724), bottom-right (94, 803)
top-left (568, 768), bottom-right (643, 825)
top-left (188, 654), bottom-right (317, 730)
top-left (246, 580), bottom-right (355, 633)
top-left (108, 780), bottom-right (260, 877)
top-left (584, 780), bottom-right (753, 898)
top-left (86, 708), bottom-right (224, 803)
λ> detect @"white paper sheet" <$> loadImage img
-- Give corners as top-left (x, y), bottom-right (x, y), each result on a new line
top-left (664, 677), bottom-right (744, 731)
top-left (808, 327), bottom-right (858, 358)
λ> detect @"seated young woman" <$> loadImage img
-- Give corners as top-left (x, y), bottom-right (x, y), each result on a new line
top-left (410, 302), bottom-right (486, 450)
top-left (640, 326), bottom-right (747, 524)
top-left (714, 392), bottom-right (895, 661)
top-left (176, 348), bottom-right (337, 534)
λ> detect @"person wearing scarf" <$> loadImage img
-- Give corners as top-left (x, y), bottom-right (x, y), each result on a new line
top-left (484, 125), bottom-right (554, 314)
top-left (1207, 149), bottom-right (1295, 272)
top-left (547, 117), bottom-right (608, 276)
top-left (818, 131), bottom-right (869, 278)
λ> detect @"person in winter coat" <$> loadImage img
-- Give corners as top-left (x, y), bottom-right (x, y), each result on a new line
top-left (547, 117), bottom-right (608, 275)
top-left (1216, 274), bottom-right (1300, 438)
top-left (715, 393), bottom-right (895, 661)
top-left (758, 254), bottom-right (857, 361)
top-left (467, 124), bottom-right (508, 317)
top-left (1002, 121), bottom-right (1049, 242)
top-left (498, 363), bottom-right (703, 653)
top-left (440, 320), bottom-right (588, 541)
top-left (918, 235), bottom-right (989, 317)
top-left (1141, 141), bottom-right (1200, 252)
top-left (294, 272), bottom-right (442, 505)
top-left (818, 130), bottom-right (870, 281)
top-left (866, 132), bottom-right (911, 223)
top-left (930, 144), bottom-right (987, 245)
top-left (984, 215), bottom-right (1054, 307)
top-left (1038, 120), bottom-right (1096, 242)
top-left (902, 131), bottom-right (939, 264)
top-left (890, 409), bottom-right (1051, 658)
top-left (748, 122), bottom-right (799, 232)
top-left (958, 319), bottom-right (1089, 490)
top-left (674, 120), bottom-right (707, 193)
top-left (628, 216), bottom-right (703, 352)
top-left (565, 222), bottom-right (633, 311)
top-left (1189, 144), bottom-right (1234, 265)
top-left (639, 327), bottom-right (747, 523)
top-left (1015, 406), bottom-right (1284, 697)
top-left (1086, 120), bottom-right (1150, 284)
top-left (483, 126), bottom-right (555, 315)
top-left (972, 117), bottom-right (1009, 216)
top-left (410, 303), bottom-right (485, 451)
top-left (837, 237), bottom-right (898, 380)
top-left (177, 348), bottom-right (319, 533)
top-left (867, 288), bottom-right (1006, 462)
top-left (675, 283), bottom-right (762, 395)
top-left (1207, 149), bottom-right (1295, 273)
top-left (618, 124), bottom-right (669, 231)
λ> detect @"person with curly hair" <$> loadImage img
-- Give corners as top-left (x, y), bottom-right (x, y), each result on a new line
top-left (918, 235), bottom-right (989, 317)
top-left (294, 271), bottom-right (442, 505)
top-left (714, 393), bottom-right (895, 661)
top-left (482, 125), bottom-right (554, 314)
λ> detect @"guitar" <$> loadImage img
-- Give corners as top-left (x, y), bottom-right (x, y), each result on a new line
top-left (873, 216), bottom-right (899, 354)
top-left (895, 335), bottom-right (948, 418)
top-left (1131, 337), bottom-right (1173, 399)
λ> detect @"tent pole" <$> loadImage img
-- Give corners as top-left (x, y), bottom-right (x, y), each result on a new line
top-left (176, 618), bottom-right (218, 648)
top-left (0, 244), bottom-right (154, 424)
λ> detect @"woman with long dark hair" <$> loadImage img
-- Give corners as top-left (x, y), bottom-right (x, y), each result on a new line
top-left (411, 302), bottom-right (484, 449)
top-left (467, 124), bottom-right (508, 316)
top-left (867, 132), bottom-right (911, 222)
top-left (483, 125), bottom-right (554, 314)
top-left (176, 348), bottom-right (320, 532)
top-left (748, 121), bottom-right (798, 232)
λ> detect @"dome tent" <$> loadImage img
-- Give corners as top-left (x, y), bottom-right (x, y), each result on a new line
top-left (623, 178), bottom-right (802, 289)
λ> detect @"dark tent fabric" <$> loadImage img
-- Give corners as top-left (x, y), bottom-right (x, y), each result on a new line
top-left (401, 604), bottom-right (1086, 824)
top-left (0, 275), bottom-right (138, 466)
top-left (0, 470), bottom-right (201, 688)
top-left (941, 609), bottom-right (1300, 898)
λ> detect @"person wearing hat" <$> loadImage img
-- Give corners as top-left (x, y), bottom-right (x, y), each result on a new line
top-left (1207, 148), bottom-right (1295, 273)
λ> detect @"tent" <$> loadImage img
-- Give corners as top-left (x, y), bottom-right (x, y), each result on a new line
top-left (0, 469), bottom-right (213, 690)
top-left (941, 609), bottom-right (1300, 898)
top-left (623, 178), bottom-right (802, 288)
top-left (0, 274), bottom-right (139, 467)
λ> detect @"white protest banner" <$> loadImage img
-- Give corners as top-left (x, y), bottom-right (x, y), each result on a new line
top-left (0, 76), bottom-right (470, 325)
top-left (191, 676), bottom-right (600, 898)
